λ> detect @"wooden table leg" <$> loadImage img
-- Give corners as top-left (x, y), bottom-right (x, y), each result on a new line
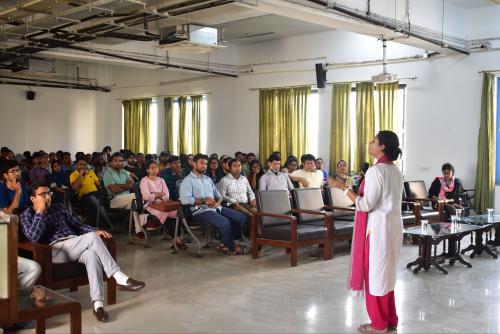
top-left (69, 303), bottom-right (82, 334)
top-left (36, 318), bottom-right (46, 334)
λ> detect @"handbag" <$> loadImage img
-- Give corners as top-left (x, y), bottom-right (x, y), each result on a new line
top-left (148, 199), bottom-right (180, 212)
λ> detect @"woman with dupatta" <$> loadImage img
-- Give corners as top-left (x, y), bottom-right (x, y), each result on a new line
top-left (330, 130), bottom-right (403, 333)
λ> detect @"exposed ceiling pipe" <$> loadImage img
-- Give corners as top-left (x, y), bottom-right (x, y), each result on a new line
top-left (64, 44), bottom-right (238, 78)
top-left (0, 79), bottom-right (110, 92)
top-left (303, 0), bottom-right (470, 55)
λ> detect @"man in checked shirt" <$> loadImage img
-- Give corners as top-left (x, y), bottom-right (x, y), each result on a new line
top-left (20, 182), bottom-right (145, 323)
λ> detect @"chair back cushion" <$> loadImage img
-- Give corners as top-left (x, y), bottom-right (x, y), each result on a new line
top-left (326, 187), bottom-right (355, 216)
top-left (293, 188), bottom-right (324, 223)
top-left (256, 190), bottom-right (292, 227)
top-left (404, 181), bottom-right (428, 199)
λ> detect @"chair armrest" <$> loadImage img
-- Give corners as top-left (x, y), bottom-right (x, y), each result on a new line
top-left (102, 237), bottom-right (116, 260)
top-left (18, 240), bottom-right (53, 285)
top-left (324, 205), bottom-right (356, 212)
top-left (291, 208), bottom-right (333, 217)
top-left (254, 211), bottom-right (296, 221)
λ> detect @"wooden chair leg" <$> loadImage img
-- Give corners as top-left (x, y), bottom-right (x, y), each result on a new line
top-left (290, 246), bottom-right (298, 267)
top-left (252, 241), bottom-right (259, 259)
top-left (107, 277), bottom-right (117, 305)
top-left (323, 242), bottom-right (330, 261)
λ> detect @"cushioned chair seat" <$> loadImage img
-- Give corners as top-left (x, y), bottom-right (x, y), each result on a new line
top-left (261, 223), bottom-right (327, 241)
top-left (53, 263), bottom-right (87, 281)
top-left (421, 209), bottom-right (439, 220)
top-left (302, 219), bottom-right (354, 236)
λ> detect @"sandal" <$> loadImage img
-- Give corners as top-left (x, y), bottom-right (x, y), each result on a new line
top-left (357, 324), bottom-right (387, 333)
top-left (233, 245), bottom-right (250, 255)
top-left (216, 244), bottom-right (234, 255)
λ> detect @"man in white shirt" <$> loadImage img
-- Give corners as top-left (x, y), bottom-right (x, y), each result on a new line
top-left (289, 154), bottom-right (324, 189)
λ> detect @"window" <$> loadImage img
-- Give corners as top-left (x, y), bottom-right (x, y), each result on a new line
top-left (308, 90), bottom-right (320, 156)
top-left (495, 77), bottom-right (500, 184)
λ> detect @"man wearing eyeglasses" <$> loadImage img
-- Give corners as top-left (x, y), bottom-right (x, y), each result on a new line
top-left (0, 160), bottom-right (30, 215)
top-left (20, 182), bottom-right (145, 322)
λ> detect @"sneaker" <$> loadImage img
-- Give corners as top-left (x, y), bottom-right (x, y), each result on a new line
top-left (135, 232), bottom-right (145, 240)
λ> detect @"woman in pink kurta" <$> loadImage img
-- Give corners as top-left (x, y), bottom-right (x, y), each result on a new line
top-left (140, 160), bottom-right (186, 248)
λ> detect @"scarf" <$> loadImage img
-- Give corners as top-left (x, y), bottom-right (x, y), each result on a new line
top-left (437, 176), bottom-right (454, 200)
top-left (348, 155), bottom-right (392, 293)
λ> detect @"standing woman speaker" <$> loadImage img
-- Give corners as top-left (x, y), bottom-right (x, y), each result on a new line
top-left (330, 130), bottom-right (403, 333)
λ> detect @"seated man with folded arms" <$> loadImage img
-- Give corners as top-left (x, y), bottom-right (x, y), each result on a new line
top-left (258, 153), bottom-right (294, 192)
top-left (20, 183), bottom-right (145, 322)
top-left (289, 154), bottom-right (324, 189)
top-left (102, 153), bottom-right (141, 238)
top-left (219, 158), bottom-right (257, 222)
top-left (179, 154), bottom-right (248, 255)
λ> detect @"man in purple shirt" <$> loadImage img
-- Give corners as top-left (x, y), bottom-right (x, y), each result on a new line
top-left (20, 183), bottom-right (146, 322)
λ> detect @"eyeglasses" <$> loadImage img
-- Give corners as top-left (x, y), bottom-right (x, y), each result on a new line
top-left (337, 163), bottom-right (346, 167)
top-left (7, 168), bottom-right (21, 174)
top-left (36, 191), bottom-right (53, 198)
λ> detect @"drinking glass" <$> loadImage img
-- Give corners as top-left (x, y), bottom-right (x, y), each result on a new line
top-left (421, 219), bottom-right (429, 233)
top-left (487, 208), bottom-right (494, 221)
top-left (456, 209), bottom-right (463, 222)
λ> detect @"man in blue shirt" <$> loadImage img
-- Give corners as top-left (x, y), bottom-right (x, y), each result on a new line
top-left (0, 160), bottom-right (30, 214)
top-left (179, 154), bottom-right (248, 255)
top-left (20, 183), bottom-right (145, 322)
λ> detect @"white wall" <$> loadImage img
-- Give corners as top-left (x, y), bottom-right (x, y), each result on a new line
top-left (106, 29), bottom-right (498, 192)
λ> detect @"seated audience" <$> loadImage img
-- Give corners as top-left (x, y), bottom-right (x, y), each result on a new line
top-left (332, 159), bottom-right (353, 186)
top-left (46, 160), bottom-right (70, 204)
top-left (158, 151), bottom-right (170, 172)
top-left (179, 154), bottom-right (248, 255)
top-left (248, 159), bottom-right (264, 192)
top-left (281, 156), bottom-right (299, 174)
top-left (135, 153), bottom-right (147, 180)
top-left (241, 152), bottom-right (256, 176)
top-left (123, 152), bottom-right (139, 181)
top-left (315, 157), bottom-right (328, 183)
top-left (0, 146), bottom-right (10, 162)
top-left (70, 157), bottom-right (112, 227)
top-left (160, 155), bottom-right (184, 201)
top-left (289, 154), bottom-right (324, 188)
top-left (20, 183), bottom-right (145, 322)
top-left (219, 159), bottom-right (257, 235)
top-left (102, 153), bottom-right (140, 238)
top-left (206, 157), bottom-right (224, 184)
top-left (0, 160), bottom-right (30, 214)
top-left (182, 154), bottom-right (195, 177)
top-left (428, 162), bottom-right (464, 216)
top-left (220, 156), bottom-right (231, 178)
top-left (259, 154), bottom-right (294, 192)
top-left (29, 152), bottom-right (50, 185)
top-left (140, 160), bottom-right (186, 249)
top-left (61, 152), bottom-right (74, 173)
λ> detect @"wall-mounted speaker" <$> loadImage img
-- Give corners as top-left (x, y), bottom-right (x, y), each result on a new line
top-left (26, 90), bottom-right (36, 100)
top-left (315, 63), bottom-right (327, 88)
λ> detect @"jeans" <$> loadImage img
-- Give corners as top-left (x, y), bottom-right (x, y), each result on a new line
top-left (194, 207), bottom-right (246, 250)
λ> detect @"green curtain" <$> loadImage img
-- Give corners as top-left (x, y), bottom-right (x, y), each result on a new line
top-left (191, 95), bottom-right (202, 154)
top-left (164, 97), bottom-right (175, 153)
top-left (377, 82), bottom-right (399, 132)
top-left (329, 84), bottom-right (352, 175)
top-left (474, 73), bottom-right (496, 213)
top-left (354, 82), bottom-right (375, 171)
top-left (259, 86), bottom-right (310, 162)
top-left (123, 98), bottom-right (151, 153)
top-left (177, 96), bottom-right (189, 154)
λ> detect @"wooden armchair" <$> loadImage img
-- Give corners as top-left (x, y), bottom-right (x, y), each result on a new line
top-left (404, 181), bottom-right (452, 222)
top-left (18, 234), bottom-right (116, 305)
top-left (252, 190), bottom-right (332, 267)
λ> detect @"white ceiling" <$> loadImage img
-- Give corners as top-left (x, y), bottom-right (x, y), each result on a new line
top-left (216, 14), bottom-right (332, 45)
top-left (446, 0), bottom-right (499, 9)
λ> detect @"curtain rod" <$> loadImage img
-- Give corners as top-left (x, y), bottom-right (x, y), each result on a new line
top-left (249, 77), bottom-right (417, 91)
top-left (115, 93), bottom-right (212, 101)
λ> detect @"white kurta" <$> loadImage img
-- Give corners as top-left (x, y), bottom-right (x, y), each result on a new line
top-left (355, 163), bottom-right (403, 296)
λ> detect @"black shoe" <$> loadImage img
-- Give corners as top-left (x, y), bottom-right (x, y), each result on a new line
top-left (93, 307), bottom-right (110, 322)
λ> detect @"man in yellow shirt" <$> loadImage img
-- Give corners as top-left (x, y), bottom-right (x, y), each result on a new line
top-left (289, 154), bottom-right (324, 189)
top-left (70, 158), bottom-right (112, 229)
